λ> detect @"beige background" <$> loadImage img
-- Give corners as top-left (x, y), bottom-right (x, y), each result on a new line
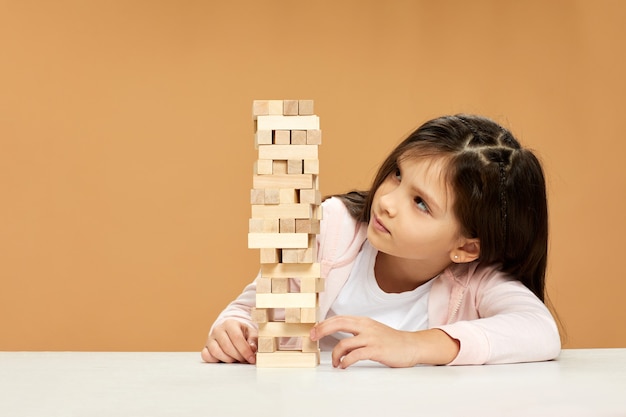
top-left (1, 1), bottom-right (624, 351)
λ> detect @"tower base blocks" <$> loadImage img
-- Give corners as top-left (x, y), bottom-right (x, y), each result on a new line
top-left (248, 100), bottom-right (323, 368)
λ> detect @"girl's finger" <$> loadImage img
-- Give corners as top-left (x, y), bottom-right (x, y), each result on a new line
top-left (311, 316), bottom-right (363, 341)
top-left (331, 334), bottom-right (366, 367)
top-left (226, 325), bottom-right (256, 364)
top-left (206, 339), bottom-right (237, 363)
top-left (214, 330), bottom-right (247, 363)
top-left (338, 347), bottom-right (372, 369)
top-left (201, 345), bottom-right (220, 363)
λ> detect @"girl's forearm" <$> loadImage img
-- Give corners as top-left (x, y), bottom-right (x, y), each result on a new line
top-left (411, 329), bottom-right (460, 365)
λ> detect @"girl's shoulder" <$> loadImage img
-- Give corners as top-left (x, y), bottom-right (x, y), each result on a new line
top-left (446, 261), bottom-right (517, 290)
top-left (319, 197), bottom-right (368, 266)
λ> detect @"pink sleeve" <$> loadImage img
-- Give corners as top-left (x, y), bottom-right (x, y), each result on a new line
top-left (435, 278), bottom-right (561, 365)
top-left (209, 271), bottom-right (260, 335)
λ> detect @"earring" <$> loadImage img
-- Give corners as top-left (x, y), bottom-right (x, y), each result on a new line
top-left (454, 255), bottom-right (459, 261)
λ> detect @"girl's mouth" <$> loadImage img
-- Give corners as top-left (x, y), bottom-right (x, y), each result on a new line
top-left (372, 214), bottom-right (390, 234)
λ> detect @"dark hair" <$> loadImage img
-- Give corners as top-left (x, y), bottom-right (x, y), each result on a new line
top-left (334, 114), bottom-right (549, 302)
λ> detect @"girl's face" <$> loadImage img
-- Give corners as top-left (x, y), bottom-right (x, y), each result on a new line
top-left (367, 156), bottom-right (465, 266)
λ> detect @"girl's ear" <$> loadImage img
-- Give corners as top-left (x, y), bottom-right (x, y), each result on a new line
top-left (451, 238), bottom-right (480, 263)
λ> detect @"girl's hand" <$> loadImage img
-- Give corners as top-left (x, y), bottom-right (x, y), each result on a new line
top-left (201, 320), bottom-right (258, 364)
top-left (309, 316), bottom-right (460, 368)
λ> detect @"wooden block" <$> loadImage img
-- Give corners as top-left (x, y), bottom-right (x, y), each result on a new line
top-left (260, 263), bottom-right (321, 278)
top-left (306, 129), bottom-right (322, 145)
top-left (272, 160), bottom-right (288, 175)
top-left (264, 188), bottom-right (280, 205)
top-left (257, 336), bottom-right (278, 353)
top-left (287, 159), bottom-right (303, 174)
top-left (256, 351), bottom-right (319, 368)
top-left (271, 277), bottom-right (289, 293)
top-left (303, 159), bottom-right (319, 174)
top-left (313, 204), bottom-right (322, 220)
top-left (300, 307), bottom-right (318, 323)
top-left (258, 144), bottom-right (318, 160)
top-left (254, 159), bottom-right (273, 175)
top-left (255, 130), bottom-right (273, 147)
top-left (291, 130), bottom-right (307, 145)
top-left (268, 100), bottom-right (283, 115)
top-left (285, 308), bottom-right (301, 323)
top-left (260, 248), bottom-right (280, 263)
top-left (300, 189), bottom-right (321, 205)
top-left (279, 188), bottom-right (298, 204)
top-left (257, 115), bottom-right (320, 130)
top-left (248, 233), bottom-right (310, 249)
top-left (299, 277), bottom-right (324, 293)
top-left (298, 100), bottom-right (314, 115)
top-left (252, 100), bottom-right (269, 118)
top-left (281, 249), bottom-right (297, 264)
top-left (253, 174), bottom-right (314, 190)
top-left (250, 189), bottom-right (265, 205)
top-left (295, 219), bottom-right (320, 234)
top-left (251, 307), bottom-right (274, 323)
top-left (283, 248), bottom-right (315, 264)
top-left (251, 203), bottom-right (312, 220)
top-left (279, 218), bottom-right (295, 233)
top-left (282, 236), bottom-right (317, 263)
top-left (256, 292), bottom-right (317, 308)
top-left (274, 130), bottom-right (291, 145)
top-left (283, 100), bottom-right (299, 115)
top-left (249, 218), bottom-right (279, 233)
top-left (301, 336), bottom-right (319, 352)
top-left (258, 322), bottom-right (313, 337)
top-left (256, 277), bottom-right (272, 293)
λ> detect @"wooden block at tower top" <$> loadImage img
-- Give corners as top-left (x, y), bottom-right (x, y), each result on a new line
top-left (256, 351), bottom-right (319, 368)
top-left (257, 115), bottom-right (319, 131)
top-left (256, 292), bottom-right (317, 308)
top-left (248, 233), bottom-right (310, 249)
top-left (252, 100), bottom-right (270, 118)
top-left (298, 100), bottom-right (314, 115)
top-left (268, 100), bottom-right (283, 115)
top-left (252, 100), bottom-right (285, 119)
top-left (283, 100), bottom-right (299, 115)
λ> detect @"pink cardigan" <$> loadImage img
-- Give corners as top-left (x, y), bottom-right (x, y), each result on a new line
top-left (212, 197), bottom-right (561, 365)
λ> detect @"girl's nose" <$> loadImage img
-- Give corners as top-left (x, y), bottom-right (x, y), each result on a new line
top-left (379, 190), bottom-right (398, 217)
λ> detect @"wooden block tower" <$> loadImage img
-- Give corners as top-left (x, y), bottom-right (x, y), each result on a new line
top-left (248, 99), bottom-right (323, 368)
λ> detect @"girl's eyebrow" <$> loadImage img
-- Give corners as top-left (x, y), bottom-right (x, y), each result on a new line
top-left (397, 158), bottom-right (445, 213)
top-left (410, 183), bottom-right (442, 213)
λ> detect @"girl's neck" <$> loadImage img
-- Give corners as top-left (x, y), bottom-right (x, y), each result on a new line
top-left (373, 251), bottom-right (448, 293)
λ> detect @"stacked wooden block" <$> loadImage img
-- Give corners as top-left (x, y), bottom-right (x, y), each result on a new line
top-left (248, 99), bottom-right (323, 368)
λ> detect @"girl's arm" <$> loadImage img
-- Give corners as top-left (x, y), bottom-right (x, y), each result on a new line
top-left (310, 276), bottom-right (560, 368)
top-left (201, 274), bottom-right (260, 364)
top-left (435, 277), bottom-right (561, 366)
top-left (310, 317), bottom-right (460, 368)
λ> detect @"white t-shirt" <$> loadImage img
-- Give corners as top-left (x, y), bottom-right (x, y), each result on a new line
top-left (324, 240), bottom-right (434, 348)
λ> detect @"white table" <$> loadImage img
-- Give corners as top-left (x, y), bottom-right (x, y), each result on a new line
top-left (1, 349), bottom-right (625, 416)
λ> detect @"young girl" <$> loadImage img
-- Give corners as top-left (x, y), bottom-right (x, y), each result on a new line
top-left (202, 114), bottom-right (561, 368)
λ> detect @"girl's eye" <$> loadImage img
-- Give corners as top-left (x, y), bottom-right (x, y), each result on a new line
top-left (414, 197), bottom-right (430, 214)
top-left (394, 168), bottom-right (401, 180)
